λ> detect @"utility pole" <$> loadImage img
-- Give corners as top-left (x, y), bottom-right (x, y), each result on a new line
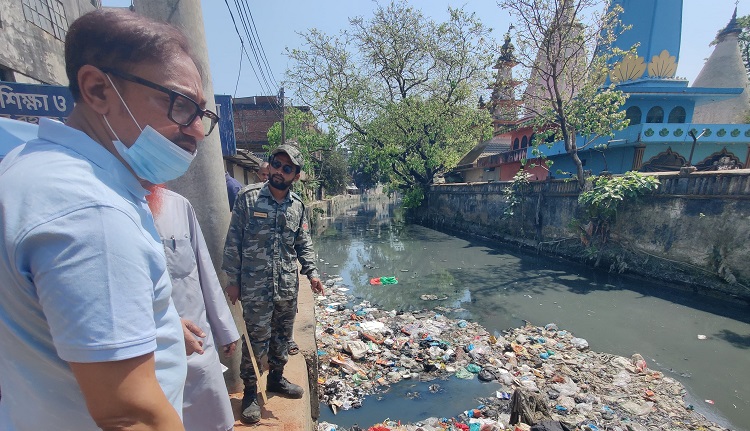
top-left (133, 0), bottom-right (242, 392)
top-left (280, 86), bottom-right (285, 144)
top-left (687, 129), bottom-right (706, 167)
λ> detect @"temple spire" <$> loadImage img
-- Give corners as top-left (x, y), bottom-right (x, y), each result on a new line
top-left (716, 7), bottom-right (741, 43)
top-left (691, 6), bottom-right (750, 124)
top-left (487, 26), bottom-right (521, 134)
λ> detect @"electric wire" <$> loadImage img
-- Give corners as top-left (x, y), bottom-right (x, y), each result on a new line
top-left (222, 0), bottom-right (285, 118)
top-left (233, 44), bottom-right (243, 98)
top-left (235, 0), bottom-right (279, 90)
top-left (234, 0), bottom-right (275, 95)
top-left (242, 0), bottom-right (279, 88)
top-left (234, 0), bottom-right (272, 94)
top-left (222, 0), bottom-right (270, 96)
top-left (231, 0), bottom-right (284, 119)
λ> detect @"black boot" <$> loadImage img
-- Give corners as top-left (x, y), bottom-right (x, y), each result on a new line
top-left (240, 385), bottom-right (261, 424)
top-left (267, 370), bottom-right (304, 399)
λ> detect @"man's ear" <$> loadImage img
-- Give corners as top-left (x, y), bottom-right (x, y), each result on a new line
top-left (77, 65), bottom-right (114, 115)
top-left (293, 172), bottom-right (301, 182)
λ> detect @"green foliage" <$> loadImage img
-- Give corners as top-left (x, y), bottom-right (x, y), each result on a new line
top-left (577, 171), bottom-right (660, 243)
top-left (401, 187), bottom-right (425, 209)
top-left (499, 0), bottom-right (631, 188)
top-left (349, 97), bottom-right (491, 204)
top-left (286, 0), bottom-right (495, 206)
top-left (318, 148), bottom-right (350, 196)
top-left (502, 169), bottom-right (531, 219)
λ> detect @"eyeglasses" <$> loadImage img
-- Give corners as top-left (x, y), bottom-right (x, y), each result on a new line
top-left (100, 67), bottom-right (219, 136)
top-left (270, 158), bottom-right (296, 175)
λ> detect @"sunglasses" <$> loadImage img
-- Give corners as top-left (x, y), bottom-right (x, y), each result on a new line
top-left (270, 158), bottom-right (296, 175)
top-left (100, 67), bottom-right (219, 136)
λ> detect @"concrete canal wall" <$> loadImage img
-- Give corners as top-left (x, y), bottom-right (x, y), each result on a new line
top-left (418, 170), bottom-right (750, 303)
top-left (307, 192), bottom-right (395, 235)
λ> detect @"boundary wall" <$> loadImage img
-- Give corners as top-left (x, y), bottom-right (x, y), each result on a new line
top-left (418, 171), bottom-right (750, 303)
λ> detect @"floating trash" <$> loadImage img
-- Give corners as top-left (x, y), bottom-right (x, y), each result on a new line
top-left (313, 272), bottom-right (730, 431)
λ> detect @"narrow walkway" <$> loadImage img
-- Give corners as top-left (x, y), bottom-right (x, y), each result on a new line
top-left (230, 275), bottom-right (318, 431)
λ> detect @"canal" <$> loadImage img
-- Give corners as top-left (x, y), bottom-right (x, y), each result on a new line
top-left (312, 199), bottom-right (749, 431)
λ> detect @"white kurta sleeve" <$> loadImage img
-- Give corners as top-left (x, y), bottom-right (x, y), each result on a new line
top-left (188, 204), bottom-right (240, 347)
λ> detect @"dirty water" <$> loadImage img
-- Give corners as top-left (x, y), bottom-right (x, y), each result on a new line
top-left (312, 201), bottom-right (750, 431)
top-left (319, 375), bottom-right (501, 428)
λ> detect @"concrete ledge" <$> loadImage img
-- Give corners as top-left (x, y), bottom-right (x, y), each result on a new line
top-left (231, 275), bottom-right (318, 430)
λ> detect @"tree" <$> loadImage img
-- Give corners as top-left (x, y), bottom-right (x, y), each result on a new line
top-left (286, 0), bottom-right (494, 207)
top-left (498, 0), bottom-right (630, 187)
top-left (740, 15), bottom-right (750, 78)
top-left (266, 107), bottom-right (345, 199)
top-left (318, 147), bottom-right (349, 196)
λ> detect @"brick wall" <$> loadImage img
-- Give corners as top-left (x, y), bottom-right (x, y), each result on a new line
top-left (232, 96), bottom-right (312, 153)
top-left (232, 96), bottom-right (282, 153)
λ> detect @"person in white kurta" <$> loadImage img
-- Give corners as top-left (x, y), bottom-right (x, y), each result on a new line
top-left (150, 187), bottom-right (240, 431)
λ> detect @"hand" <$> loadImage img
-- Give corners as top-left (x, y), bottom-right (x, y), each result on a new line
top-left (310, 277), bottom-right (324, 295)
top-left (226, 284), bottom-right (240, 305)
top-left (223, 340), bottom-right (238, 356)
top-left (181, 318), bottom-right (205, 355)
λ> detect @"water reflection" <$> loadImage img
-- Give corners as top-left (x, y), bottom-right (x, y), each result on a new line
top-left (314, 200), bottom-right (750, 431)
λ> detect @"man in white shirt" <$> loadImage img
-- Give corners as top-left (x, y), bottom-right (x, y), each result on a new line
top-left (148, 185), bottom-right (240, 431)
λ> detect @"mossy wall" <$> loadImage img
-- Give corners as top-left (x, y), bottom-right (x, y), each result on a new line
top-left (419, 172), bottom-right (750, 303)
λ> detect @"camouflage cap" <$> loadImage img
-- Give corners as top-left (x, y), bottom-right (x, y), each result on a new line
top-left (270, 143), bottom-right (304, 167)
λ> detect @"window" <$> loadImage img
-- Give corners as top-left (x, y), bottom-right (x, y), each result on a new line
top-left (0, 67), bottom-right (12, 82)
top-left (668, 106), bottom-right (686, 123)
top-left (521, 136), bottom-right (528, 148)
top-left (513, 138), bottom-right (520, 150)
top-left (22, 0), bottom-right (69, 40)
top-left (645, 106), bottom-right (664, 123)
top-left (625, 106), bottom-right (642, 125)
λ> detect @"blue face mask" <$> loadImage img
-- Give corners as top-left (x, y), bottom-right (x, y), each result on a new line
top-left (103, 75), bottom-right (195, 184)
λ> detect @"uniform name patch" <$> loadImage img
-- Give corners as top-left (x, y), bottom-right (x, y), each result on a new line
top-left (253, 211), bottom-right (268, 218)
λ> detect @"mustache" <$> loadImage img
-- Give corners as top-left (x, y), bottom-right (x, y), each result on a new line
top-left (174, 135), bottom-right (198, 154)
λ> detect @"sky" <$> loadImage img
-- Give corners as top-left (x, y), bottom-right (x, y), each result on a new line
top-left (104, 0), bottom-right (747, 105)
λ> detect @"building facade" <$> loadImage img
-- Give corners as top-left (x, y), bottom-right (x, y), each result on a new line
top-left (537, 1), bottom-right (749, 177)
top-left (0, 0), bottom-right (98, 85)
top-left (457, 0), bottom-right (749, 183)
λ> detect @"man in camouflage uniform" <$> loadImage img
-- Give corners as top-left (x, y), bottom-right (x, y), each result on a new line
top-left (223, 143), bottom-right (324, 424)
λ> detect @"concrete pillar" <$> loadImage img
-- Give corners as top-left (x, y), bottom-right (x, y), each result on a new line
top-left (632, 144), bottom-right (646, 171)
top-left (133, 0), bottom-right (242, 393)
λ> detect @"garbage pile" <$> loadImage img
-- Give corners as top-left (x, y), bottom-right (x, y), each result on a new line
top-left (315, 274), bottom-right (728, 431)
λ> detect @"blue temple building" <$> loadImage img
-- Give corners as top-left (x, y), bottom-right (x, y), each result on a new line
top-left (536, 0), bottom-right (750, 176)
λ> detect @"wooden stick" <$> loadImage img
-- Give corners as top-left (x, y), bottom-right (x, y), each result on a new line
top-left (238, 304), bottom-right (267, 404)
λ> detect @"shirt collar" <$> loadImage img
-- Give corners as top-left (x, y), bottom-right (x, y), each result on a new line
top-left (259, 182), bottom-right (291, 204)
top-left (37, 118), bottom-right (147, 200)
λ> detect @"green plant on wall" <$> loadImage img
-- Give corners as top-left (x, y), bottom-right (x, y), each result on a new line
top-left (503, 169), bottom-right (531, 220)
top-left (577, 171), bottom-right (660, 247)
